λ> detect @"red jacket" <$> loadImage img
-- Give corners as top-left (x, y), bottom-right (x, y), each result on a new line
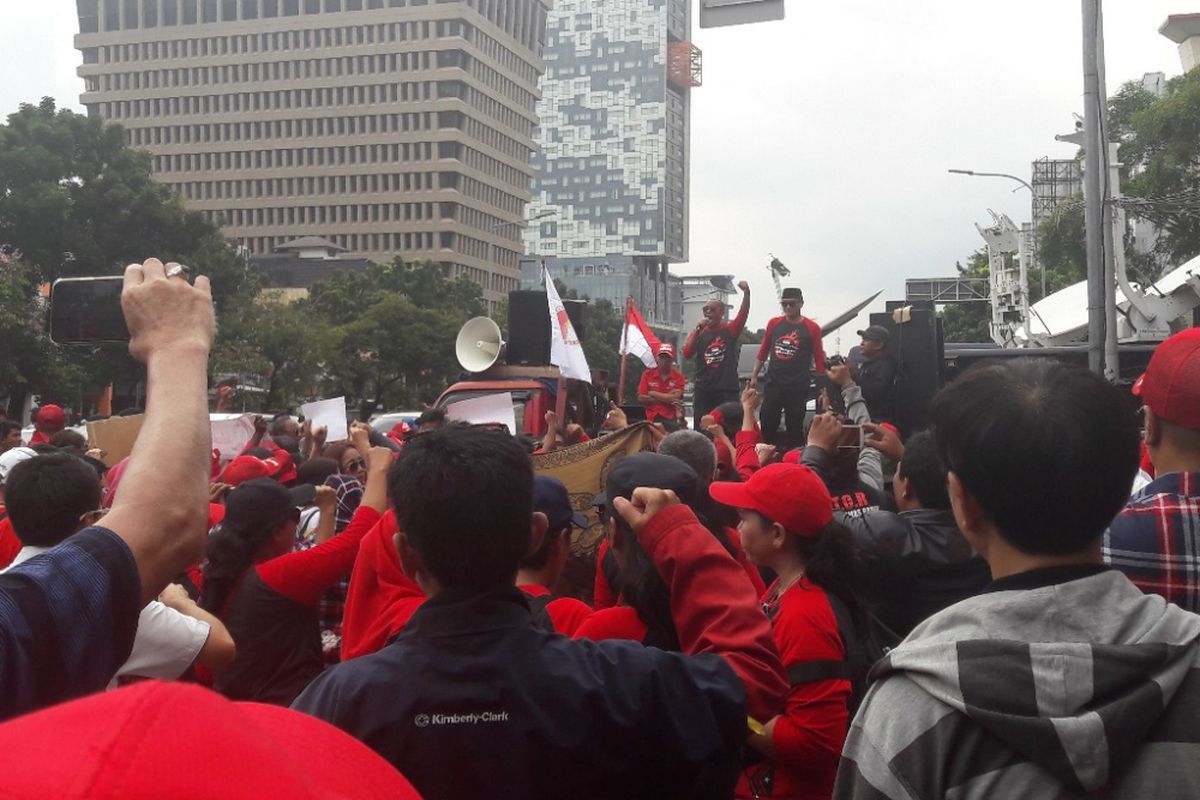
top-left (340, 512), bottom-right (426, 660)
top-left (737, 578), bottom-right (850, 800)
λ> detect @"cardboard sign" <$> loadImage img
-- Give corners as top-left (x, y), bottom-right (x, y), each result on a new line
top-left (86, 414), bottom-right (144, 467)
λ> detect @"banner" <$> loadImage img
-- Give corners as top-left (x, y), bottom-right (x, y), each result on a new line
top-left (86, 414), bottom-right (144, 467)
top-left (532, 422), bottom-right (658, 602)
top-left (619, 298), bottom-right (662, 368)
top-left (544, 267), bottom-right (592, 382)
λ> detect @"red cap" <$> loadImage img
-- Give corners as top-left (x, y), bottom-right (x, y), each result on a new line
top-left (208, 502), bottom-right (226, 529)
top-left (709, 462), bottom-right (833, 537)
top-left (782, 448), bottom-right (803, 465)
top-left (1133, 327), bottom-right (1200, 430)
top-left (657, 343), bottom-right (676, 359)
top-left (220, 455), bottom-right (285, 487)
top-left (0, 681), bottom-right (421, 799)
top-left (35, 404), bottom-right (65, 430)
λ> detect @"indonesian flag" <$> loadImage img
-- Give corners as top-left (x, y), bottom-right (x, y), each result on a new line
top-left (545, 268), bottom-right (592, 382)
top-left (620, 299), bottom-right (662, 368)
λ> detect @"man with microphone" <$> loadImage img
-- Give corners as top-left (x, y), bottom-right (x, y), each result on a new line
top-left (683, 280), bottom-right (751, 430)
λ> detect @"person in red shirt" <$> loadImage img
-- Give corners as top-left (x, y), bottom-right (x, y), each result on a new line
top-left (638, 343), bottom-right (687, 430)
top-left (28, 404), bottom-right (67, 446)
top-left (750, 288), bottom-right (825, 449)
top-left (518, 476), bottom-right (593, 635)
top-left (200, 445), bottom-right (391, 705)
top-left (710, 463), bottom-right (864, 800)
top-left (684, 280), bottom-right (751, 428)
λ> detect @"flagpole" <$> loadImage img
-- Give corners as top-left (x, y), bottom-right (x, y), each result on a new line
top-left (617, 296), bottom-right (632, 404)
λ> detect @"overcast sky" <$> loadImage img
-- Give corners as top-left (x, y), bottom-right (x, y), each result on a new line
top-left (0, 1), bottom-right (1188, 344)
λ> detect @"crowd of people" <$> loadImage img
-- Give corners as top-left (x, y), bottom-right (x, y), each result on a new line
top-left (0, 258), bottom-right (1197, 799)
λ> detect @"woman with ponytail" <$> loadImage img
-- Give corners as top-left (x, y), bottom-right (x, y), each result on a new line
top-left (710, 462), bottom-right (866, 800)
top-left (201, 442), bottom-right (392, 705)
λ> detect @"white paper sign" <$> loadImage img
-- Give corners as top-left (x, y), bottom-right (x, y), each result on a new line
top-left (209, 413), bottom-right (257, 460)
top-left (444, 392), bottom-right (517, 435)
top-left (300, 397), bottom-right (349, 442)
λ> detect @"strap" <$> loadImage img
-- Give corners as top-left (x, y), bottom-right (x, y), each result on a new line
top-left (786, 659), bottom-right (854, 685)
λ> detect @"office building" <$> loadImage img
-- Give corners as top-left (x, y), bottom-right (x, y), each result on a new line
top-left (73, 0), bottom-right (551, 307)
top-left (520, 0), bottom-right (699, 325)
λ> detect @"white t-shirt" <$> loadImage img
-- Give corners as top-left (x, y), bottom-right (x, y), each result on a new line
top-left (5, 545), bottom-right (211, 686)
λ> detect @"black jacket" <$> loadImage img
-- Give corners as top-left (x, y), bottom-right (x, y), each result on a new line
top-left (855, 355), bottom-right (897, 421)
top-left (840, 507), bottom-right (989, 643)
top-left (291, 587), bottom-right (748, 800)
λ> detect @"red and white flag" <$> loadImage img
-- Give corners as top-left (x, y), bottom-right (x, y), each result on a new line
top-left (545, 267), bottom-right (592, 382)
top-left (620, 299), bottom-right (662, 368)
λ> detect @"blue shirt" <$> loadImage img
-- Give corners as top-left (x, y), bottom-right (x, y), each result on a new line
top-left (292, 586), bottom-right (747, 800)
top-left (0, 527), bottom-right (140, 719)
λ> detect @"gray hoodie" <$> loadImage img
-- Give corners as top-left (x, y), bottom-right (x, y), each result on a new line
top-left (835, 568), bottom-right (1200, 799)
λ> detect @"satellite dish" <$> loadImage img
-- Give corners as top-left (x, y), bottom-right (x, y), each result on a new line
top-left (455, 317), bottom-right (506, 373)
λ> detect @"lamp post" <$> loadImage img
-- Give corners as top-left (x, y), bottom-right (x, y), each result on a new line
top-left (489, 209), bottom-right (557, 269)
top-left (948, 168), bottom-right (1045, 299)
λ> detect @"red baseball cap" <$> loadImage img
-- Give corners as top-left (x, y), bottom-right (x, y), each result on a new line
top-left (0, 681), bottom-right (421, 799)
top-left (657, 343), bottom-right (676, 359)
top-left (220, 454), bottom-right (285, 487)
top-left (1133, 327), bottom-right (1200, 431)
top-left (35, 404), bottom-right (66, 429)
top-left (709, 462), bottom-right (833, 537)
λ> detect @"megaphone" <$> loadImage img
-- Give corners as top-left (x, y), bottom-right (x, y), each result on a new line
top-left (455, 317), bottom-right (506, 373)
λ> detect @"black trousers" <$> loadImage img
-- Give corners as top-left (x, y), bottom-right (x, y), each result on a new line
top-left (760, 380), bottom-right (811, 449)
top-left (693, 386), bottom-right (740, 429)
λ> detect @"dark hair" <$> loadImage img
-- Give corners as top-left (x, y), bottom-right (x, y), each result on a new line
top-left (322, 441), bottom-right (358, 467)
top-left (244, 446), bottom-right (273, 459)
top-left (713, 401), bottom-right (743, 438)
top-left (519, 524), bottom-right (570, 570)
top-left (608, 510), bottom-right (681, 651)
top-left (0, 421), bottom-right (21, 441)
top-left (269, 414), bottom-right (297, 438)
top-left (5, 454), bottom-right (102, 548)
top-left (295, 457), bottom-right (339, 487)
top-left (388, 424), bottom-right (533, 589)
top-left (415, 408), bottom-right (447, 429)
top-left (200, 511), bottom-right (297, 613)
top-left (898, 432), bottom-right (950, 510)
top-left (929, 358), bottom-right (1139, 555)
top-left (49, 429), bottom-right (88, 454)
top-left (792, 520), bottom-right (867, 632)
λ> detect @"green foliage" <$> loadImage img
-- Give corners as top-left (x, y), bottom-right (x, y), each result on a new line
top-left (939, 250), bottom-right (992, 343)
top-left (0, 98), bottom-right (258, 415)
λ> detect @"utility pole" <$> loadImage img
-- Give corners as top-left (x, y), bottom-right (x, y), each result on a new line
top-left (1081, 0), bottom-right (1112, 377)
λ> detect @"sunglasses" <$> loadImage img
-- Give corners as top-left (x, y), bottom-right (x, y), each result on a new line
top-left (343, 458), bottom-right (367, 471)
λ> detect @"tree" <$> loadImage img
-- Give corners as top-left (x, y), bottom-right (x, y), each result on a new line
top-left (939, 250), bottom-right (992, 343)
top-left (0, 98), bottom-right (259, 415)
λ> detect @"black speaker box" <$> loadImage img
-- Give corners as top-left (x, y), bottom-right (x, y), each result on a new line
top-left (506, 291), bottom-right (587, 366)
top-left (869, 305), bottom-right (943, 434)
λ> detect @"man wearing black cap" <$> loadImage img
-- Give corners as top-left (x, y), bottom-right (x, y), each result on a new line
top-left (750, 288), bottom-right (825, 448)
top-left (852, 325), bottom-right (897, 423)
top-left (517, 476), bottom-right (593, 635)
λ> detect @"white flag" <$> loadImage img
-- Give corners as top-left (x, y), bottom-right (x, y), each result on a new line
top-left (544, 268), bottom-right (592, 382)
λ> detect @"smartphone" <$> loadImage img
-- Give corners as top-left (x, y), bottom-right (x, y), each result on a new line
top-left (49, 277), bottom-right (129, 345)
top-left (837, 424), bottom-right (864, 450)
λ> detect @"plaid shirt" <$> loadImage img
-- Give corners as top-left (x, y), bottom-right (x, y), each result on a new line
top-left (1103, 471), bottom-right (1200, 612)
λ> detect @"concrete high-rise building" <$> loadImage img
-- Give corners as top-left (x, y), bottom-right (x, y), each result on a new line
top-left (73, 0), bottom-right (550, 307)
top-left (520, 0), bottom-right (698, 331)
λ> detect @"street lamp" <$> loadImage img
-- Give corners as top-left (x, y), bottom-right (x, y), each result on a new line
top-left (949, 168), bottom-right (1044, 298)
top-left (487, 209), bottom-right (558, 271)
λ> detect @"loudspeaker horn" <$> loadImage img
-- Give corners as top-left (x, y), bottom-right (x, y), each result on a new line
top-left (455, 317), bottom-right (506, 373)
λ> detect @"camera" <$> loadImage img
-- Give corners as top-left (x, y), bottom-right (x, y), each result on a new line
top-left (825, 354), bottom-right (847, 369)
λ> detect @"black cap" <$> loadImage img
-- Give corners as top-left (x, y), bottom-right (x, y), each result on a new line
top-left (223, 478), bottom-right (308, 531)
top-left (781, 288), bottom-right (804, 301)
top-left (534, 476), bottom-right (588, 530)
top-left (856, 324), bottom-right (890, 343)
top-left (592, 452), bottom-right (700, 509)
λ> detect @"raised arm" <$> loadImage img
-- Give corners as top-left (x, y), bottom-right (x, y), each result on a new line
top-left (255, 446), bottom-right (391, 606)
top-left (616, 491), bottom-right (787, 723)
top-left (729, 280), bottom-right (751, 337)
top-left (101, 259), bottom-right (215, 606)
